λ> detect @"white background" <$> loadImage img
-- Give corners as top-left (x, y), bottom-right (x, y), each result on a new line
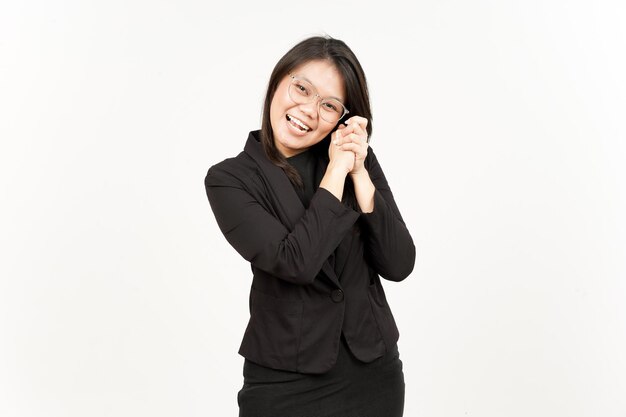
top-left (1, 0), bottom-right (625, 416)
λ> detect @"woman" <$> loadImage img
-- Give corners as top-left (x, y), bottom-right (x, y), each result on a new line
top-left (205, 35), bottom-right (415, 417)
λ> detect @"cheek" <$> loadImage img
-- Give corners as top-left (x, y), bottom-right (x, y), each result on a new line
top-left (272, 86), bottom-right (291, 110)
top-left (269, 101), bottom-right (284, 131)
top-left (318, 122), bottom-right (336, 138)
top-left (270, 92), bottom-right (291, 123)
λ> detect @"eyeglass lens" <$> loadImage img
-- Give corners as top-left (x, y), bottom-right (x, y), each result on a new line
top-left (288, 78), bottom-right (346, 123)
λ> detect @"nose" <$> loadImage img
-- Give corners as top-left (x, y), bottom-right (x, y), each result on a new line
top-left (298, 97), bottom-right (320, 119)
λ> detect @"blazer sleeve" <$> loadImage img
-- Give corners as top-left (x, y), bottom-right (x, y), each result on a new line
top-left (205, 164), bottom-right (360, 285)
top-left (359, 148), bottom-right (416, 281)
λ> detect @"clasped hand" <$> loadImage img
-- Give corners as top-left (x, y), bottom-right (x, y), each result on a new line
top-left (328, 116), bottom-right (369, 176)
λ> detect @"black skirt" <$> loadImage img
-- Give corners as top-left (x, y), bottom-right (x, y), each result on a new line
top-left (237, 335), bottom-right (405, 417)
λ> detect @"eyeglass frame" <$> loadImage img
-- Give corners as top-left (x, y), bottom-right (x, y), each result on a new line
top-left (287, 73), bottom-right (350, 123)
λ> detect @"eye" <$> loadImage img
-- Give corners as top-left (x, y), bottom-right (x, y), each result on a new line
top-left (294, 82), bottom-right (310, 96)
top-left (321, 101), bottom-right (340, 113)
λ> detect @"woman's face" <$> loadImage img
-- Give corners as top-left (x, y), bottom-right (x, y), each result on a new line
top-left (270, 60), bottom-right (345, 158)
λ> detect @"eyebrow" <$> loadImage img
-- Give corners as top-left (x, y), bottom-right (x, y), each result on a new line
top-left (298, 75), bottom-right (345, 103)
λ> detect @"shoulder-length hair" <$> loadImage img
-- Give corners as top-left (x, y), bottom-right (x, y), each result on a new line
top-left (260, 35), bottom-right (373, 187)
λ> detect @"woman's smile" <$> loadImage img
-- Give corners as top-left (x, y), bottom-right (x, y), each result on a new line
top-left (286, 114), bottom-right (311, 132)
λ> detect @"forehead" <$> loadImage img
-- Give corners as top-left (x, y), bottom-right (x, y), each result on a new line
top-left (291, 60), bottom-right (345, 101)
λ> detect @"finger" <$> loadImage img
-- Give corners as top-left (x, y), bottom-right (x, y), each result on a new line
top-left (337, 123), bottom-right (355, 137)
top-left (343, 132), bottom-right (366, 144)
top-left (344, 116), bottom-right (367, 126)
top-left (349, 123), bottom-right (365, 140)
top-left (344, 116), bottom-right (369, 129)
top-left (335, 133), bottom-right (360, 146)
top-left (341, 122), bottom-right (367, 143)
top-left (340, 142), bottom-right (365, 154)
top-left (332, 128), bottom-right (342, 145)
top-left (334, 128), bottom-right (357, 145)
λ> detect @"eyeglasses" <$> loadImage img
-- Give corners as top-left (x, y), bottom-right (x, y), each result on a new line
top-left (288, 74), bottom-right (349, 124)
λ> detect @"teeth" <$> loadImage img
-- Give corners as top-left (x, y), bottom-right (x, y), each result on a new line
top-left (287, 114), bottom-right (310, 131)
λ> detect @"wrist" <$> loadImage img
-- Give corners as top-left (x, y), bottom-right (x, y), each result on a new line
top-left (327, 162), bottom-right (351, 177)
top-left (349, 168), bottom-right (368, 178)
top-left (350, 169), bottom-right (375, 213)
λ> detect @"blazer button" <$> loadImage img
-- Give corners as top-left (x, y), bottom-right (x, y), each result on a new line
top-left (330, 289), bottom-right (344, 303)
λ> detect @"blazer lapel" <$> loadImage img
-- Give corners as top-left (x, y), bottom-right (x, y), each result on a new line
top-left (244, 131), bottom-right (305, 229)
top-left (244, 131), bottom-right (342, 288)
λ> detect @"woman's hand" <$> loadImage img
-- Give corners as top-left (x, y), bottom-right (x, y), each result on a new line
top-left (328, 127), bottom-right (356, 174)
top-left (334, 116), bottom-right (369, 176)
top-left (321, 116), bottom-right (370, 202)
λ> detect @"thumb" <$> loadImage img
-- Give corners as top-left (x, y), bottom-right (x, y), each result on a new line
top-left (334, 128), bottom-right (342, 144)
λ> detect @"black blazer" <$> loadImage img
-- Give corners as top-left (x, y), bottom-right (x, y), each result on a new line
top-left (204, 130), bottom-right (415, 374)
